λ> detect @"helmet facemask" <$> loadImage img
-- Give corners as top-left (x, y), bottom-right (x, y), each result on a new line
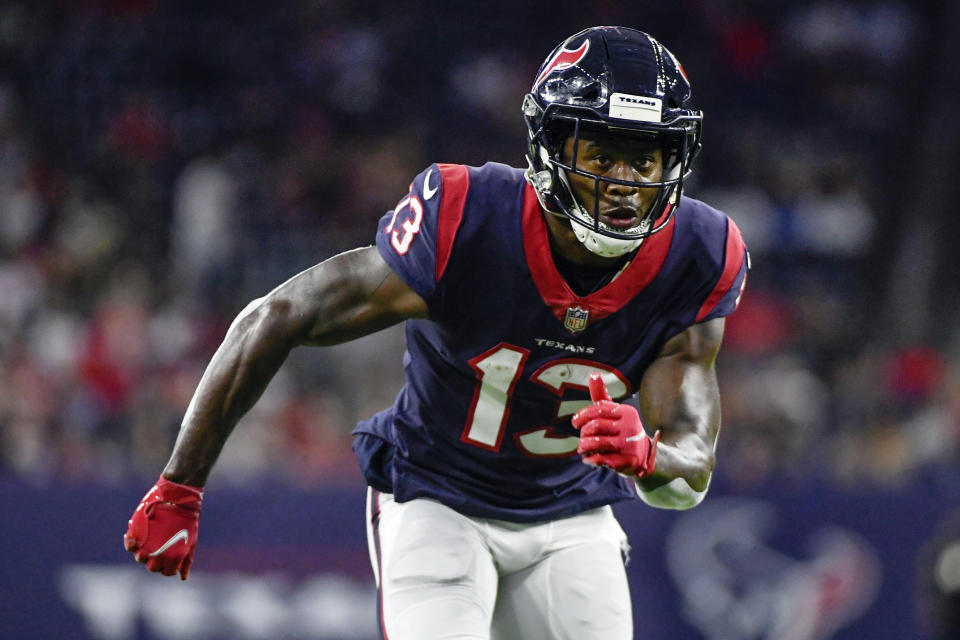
top-left (521, 26), bottom-right (703, 258)
top-left (524, 96), bottom-right (701, 258)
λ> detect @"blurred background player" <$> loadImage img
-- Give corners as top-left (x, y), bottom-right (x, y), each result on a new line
top-left (124, 26), bottom-right (747, 639)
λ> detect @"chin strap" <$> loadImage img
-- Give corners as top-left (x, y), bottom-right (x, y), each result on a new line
top-left (525, 153), bottom-right (646, 258)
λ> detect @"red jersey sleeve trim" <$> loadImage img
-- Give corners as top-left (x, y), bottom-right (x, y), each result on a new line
top-left (435, 164), bottom-right (470, 282)
top-left (696, 217), bottom-right (746, 323)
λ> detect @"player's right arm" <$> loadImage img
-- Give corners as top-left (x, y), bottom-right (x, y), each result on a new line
top-left (124, 246), bottom-right (426, 577)
top-left (166, 245), bottom-right (427, 486)
top-left (127, 162), bottom-right (458, 578)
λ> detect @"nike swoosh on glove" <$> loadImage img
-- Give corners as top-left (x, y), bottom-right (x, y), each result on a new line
top-left (572, 373), bottom-right (660, 478)
top-left (124, 475), bottom-right (203, 580)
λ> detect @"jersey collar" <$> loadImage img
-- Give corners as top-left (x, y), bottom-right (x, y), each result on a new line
top-left (521, 183), bottom-right (675, 328)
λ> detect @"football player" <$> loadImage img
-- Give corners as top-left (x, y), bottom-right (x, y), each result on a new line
top-left (125, 26), bottom-right (748, 639)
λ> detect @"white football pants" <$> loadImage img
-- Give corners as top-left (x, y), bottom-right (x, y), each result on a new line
top-left (365, 489), bottom-right (633, 640)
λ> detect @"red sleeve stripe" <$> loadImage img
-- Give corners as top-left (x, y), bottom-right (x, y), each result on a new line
top-left (696, 218), bottom-right (746, 323)
top-left (435, 164), bottom-right (469, 282)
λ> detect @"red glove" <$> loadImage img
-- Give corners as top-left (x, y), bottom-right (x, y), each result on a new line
top-left (572, 373), bottom-right (660, 478)
top-left (124, 475), bottom-right (203, 580)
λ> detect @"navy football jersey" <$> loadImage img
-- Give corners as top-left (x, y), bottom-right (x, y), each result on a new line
top-left (352, 162), bottom-right (747, 522)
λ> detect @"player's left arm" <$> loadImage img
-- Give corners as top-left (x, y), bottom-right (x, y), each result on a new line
top-left (634, 316), bottom-right (725, 509)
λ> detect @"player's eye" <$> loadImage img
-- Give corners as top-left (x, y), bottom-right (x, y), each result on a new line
top-left (632, 156), bottom-right (656, 171)
top-left (590, 154), bottom-right (612, 169)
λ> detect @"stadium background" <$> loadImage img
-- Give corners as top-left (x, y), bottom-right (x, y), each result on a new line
top-left (2, 1), bottom-right (959, 638)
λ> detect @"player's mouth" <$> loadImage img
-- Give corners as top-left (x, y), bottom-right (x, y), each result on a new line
top-left (600, 206), bottom-right (640, 229)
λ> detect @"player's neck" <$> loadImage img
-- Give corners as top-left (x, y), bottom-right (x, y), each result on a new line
top-left (542, 211), bottom-right (625, 268)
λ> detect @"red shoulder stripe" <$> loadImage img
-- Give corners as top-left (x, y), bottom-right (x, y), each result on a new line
top-left (435, 164), bottom-right (469, 282)
top-left (696, 218), bottom-right (746, 322)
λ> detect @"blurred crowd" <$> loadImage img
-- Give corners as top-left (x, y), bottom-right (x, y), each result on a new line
top-left (0, 0), bottom-right (957, 489)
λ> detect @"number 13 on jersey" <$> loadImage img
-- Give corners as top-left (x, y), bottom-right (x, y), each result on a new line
top-left (385, 195), bottom-right (424, 255)
top-left (461, 343), bottom-right (630, 457)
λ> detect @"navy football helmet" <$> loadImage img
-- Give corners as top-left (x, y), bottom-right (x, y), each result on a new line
top-left (523, 26), bottom-right (703, 257)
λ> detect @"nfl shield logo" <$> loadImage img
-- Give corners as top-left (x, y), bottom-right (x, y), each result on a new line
top-left (563, 306), bottom-right (590, 333)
